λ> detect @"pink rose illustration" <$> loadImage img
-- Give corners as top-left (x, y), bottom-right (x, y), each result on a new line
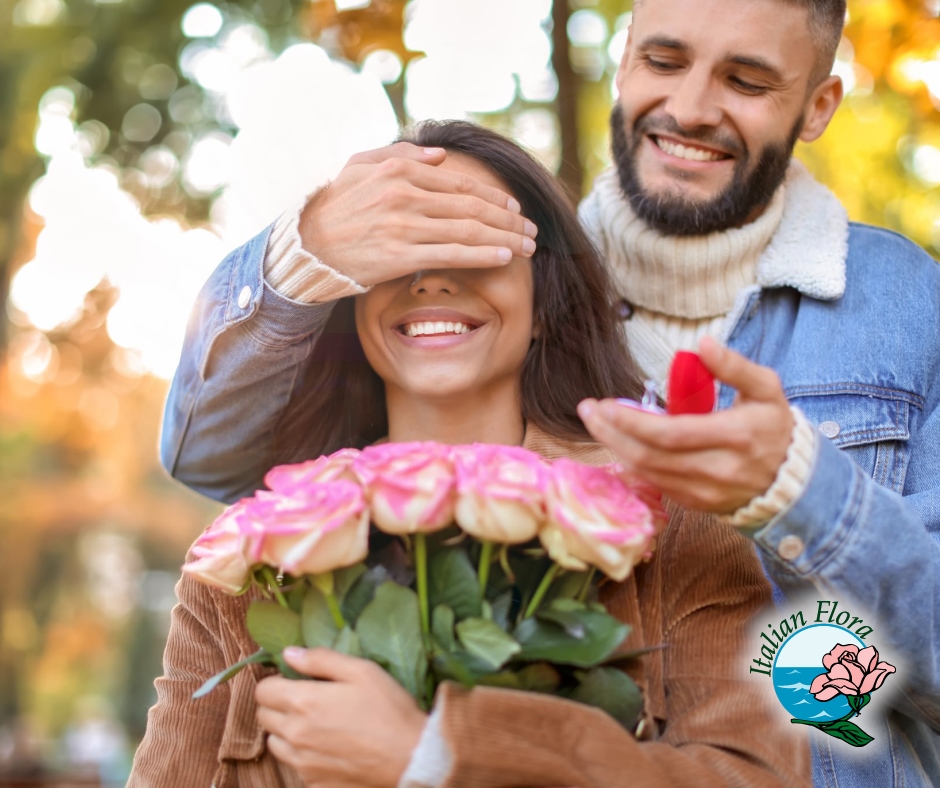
top-left (453, 444), bottom-right (549, 543)
top-left (238, 481), bottom-right (369, 576)
top-left (809, 644), bottom-right (896, 700)
top-left (353, 442), bottom-right (456, 534)
top-left (264, 448), bottom-right (361, 494)
top-left (540, 459), bottom-right (660, 581)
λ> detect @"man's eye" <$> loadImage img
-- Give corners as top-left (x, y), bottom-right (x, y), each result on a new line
top-left (647, 57), bottom-right (681, 72)
top-left (730, 76), bottom-right (766, 94)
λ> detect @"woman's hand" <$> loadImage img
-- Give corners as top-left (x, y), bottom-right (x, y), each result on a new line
top-left (255, 647), bottom-right (428, 788)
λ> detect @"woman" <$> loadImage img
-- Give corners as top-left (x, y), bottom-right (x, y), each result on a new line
top-left (129, 121), bottom-right (808, 787)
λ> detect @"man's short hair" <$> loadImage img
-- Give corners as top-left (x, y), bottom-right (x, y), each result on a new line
top-left (633, 0), bottom-right (847, 85)
top-left (786, 0), bottom-right (847, 83)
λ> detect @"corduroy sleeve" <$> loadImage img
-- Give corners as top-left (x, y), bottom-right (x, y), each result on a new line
top-left (126, 575), bottom-right (231, 787)
top-left (432, 510), bottom-right (810, 787)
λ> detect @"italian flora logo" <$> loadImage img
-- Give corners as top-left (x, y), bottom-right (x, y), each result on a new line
top-left (767, 619), bottom-right (895, 748)
top-left (753, 602), bottom-right (896, 749)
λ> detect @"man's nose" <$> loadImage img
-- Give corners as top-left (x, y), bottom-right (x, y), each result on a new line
top-left (410, 269), bottom-right (460, 295)
top-left (663, 66), bottom-right (723, 130)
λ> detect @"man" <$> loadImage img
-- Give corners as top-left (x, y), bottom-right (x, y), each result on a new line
top-left (161, 0), bottom-right (940, 783)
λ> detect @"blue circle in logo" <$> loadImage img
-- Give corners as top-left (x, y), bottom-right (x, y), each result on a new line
top-left (771, 624), bottom-right (865, 721)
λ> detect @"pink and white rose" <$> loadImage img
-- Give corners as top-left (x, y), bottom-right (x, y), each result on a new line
top-left (809, 644), bottom-right (896, 700)
top-left (238, 481), bottom-right (369, 575)
top-left (264, 448), bottom-right (361, 494)
top-left (183, 500), bottom-right (254, 594)
top-left (453, 444), bottom-right (549, 543)
top-left (353, 442), bottom-right (456, 534)
top-left (541, 459), bottom-right (659, 581)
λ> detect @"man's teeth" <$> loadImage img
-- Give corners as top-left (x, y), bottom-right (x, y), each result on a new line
top-left (655, 137), bottom-right (724, 162)
top-left (404, 321), bottom-right (472, 337)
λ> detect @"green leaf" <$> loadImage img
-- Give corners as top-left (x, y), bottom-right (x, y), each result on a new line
top-left (432, 604), bottom-right (456, 653)
top-left (341, 565), bottom-right (390, 625)
top-left (431, 649), bottom-right (495, 687)
top-left (570, 667), bottom-right (643, 730)
top-left (490, 591), bottom-right (513, 630)
top-left (428, 547), bottom-right (482, 620)
top-left (334, 563), bottom-right (368, 601)
top-left (515, 663), bottom-right (561, 693)
top-left (537, 600), bottom-right (590, 638)
top-left (514, 608), bottom-right (630, 667)
top-left (246, 601), bottom-right (303, 654)
top-left (357, 582), bottom-right (428, 702)
top-left (332, 626), bottom-right (363, 658)
top-left (192, 649), bottom-right (274, 699)
top-left (478, 671), bottom-right (523, 689)
top-left (456, 617), bottom-right (522, 670)
top-left (301, 585), bottom-right (339, 649)
top-left (544, 571), bottom-right (588, 604)
top-left (795, 719), bottom-right (875, 748)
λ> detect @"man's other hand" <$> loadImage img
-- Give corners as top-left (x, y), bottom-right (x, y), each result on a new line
top-left (298, 143), bottom-right (538, 287)
top-left (578, 337), bottom-right (794, 514)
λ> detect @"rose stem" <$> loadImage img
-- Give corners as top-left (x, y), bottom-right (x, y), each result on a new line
top-left (477, 540), bottom-right (494, 597)
top-left (576, 568), bottom-right (596, 602)
top-left (524, 563), bottom-right (561, 619)
top-left (261, 567), bottom-right (289, 609)
top-left (325, 593), bottom-right (346, 630)
top-left (414, 532), bottom-right (431, 636)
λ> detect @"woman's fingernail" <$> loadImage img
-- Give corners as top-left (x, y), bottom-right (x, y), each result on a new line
top-left (523, 219), bottom-right (538, 238)
top-left (283, 646), bottom-right (305, 660)
top-left (578, 401), bottom-right (594, 419)
top-left (497, 247), bottom-right (512, 263)
top-left (522, 237), bottom-right (536, 255)
top-left (423, 147), bottom-right (443, 156)
top-left (507, 197), bottom-right (522, 213)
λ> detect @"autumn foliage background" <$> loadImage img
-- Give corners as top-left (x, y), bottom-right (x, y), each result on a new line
top-left (1, 0), bottom-right (938, 781)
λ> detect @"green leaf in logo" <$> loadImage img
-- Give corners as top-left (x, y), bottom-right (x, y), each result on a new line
top-left (819, 720), bottom-right (875, 748)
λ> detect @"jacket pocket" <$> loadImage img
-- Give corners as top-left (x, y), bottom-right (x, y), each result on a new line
top-left (787, 386), bottom-right (914, 494)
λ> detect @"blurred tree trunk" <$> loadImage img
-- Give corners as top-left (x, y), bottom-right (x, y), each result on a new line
top-left (551, 0), bottom-right (582, 200)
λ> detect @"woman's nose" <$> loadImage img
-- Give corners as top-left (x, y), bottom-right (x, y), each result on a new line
top-left (409, 269), bottom-right (460, 295)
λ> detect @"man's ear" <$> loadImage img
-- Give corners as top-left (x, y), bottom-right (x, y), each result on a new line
top-left (799, 75), bottom-right (843, 143)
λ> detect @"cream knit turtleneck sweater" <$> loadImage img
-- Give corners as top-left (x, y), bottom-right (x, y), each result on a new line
top-left (577, 167), bottom-right (786, 393)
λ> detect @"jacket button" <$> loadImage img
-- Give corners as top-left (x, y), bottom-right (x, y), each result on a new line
top-left (237, 285), bottom-right (252, 309)
top-left (777, 535), bottom-right (804, 561)
top-left (818, 420), bottom-right (840, 439)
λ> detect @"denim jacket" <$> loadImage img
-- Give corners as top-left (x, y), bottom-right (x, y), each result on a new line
top-left (161, 221), bottom-right (940, 787)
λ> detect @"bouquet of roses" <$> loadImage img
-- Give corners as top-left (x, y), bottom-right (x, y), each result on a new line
top-left (183, 442), bottom-right (664, 731)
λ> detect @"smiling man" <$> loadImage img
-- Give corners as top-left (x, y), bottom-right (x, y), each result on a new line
top-left (159, 0), bottom-right (940, 785)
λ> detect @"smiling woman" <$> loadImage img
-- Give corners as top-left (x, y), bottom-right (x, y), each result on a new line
top-left (271, 121), bottom-right (646, 464)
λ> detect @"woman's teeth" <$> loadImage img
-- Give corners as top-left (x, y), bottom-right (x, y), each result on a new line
top-left (655, 137), bottom-right (725, 162)
top-left (404, 321), bottom-right (472, 337)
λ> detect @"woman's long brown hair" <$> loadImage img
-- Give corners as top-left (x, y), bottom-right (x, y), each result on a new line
top-left (270, 120), bottom-right (644, 464)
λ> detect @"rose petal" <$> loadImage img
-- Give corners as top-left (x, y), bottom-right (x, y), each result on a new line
top-left (812, 686), bottom-right (841, 701)
top-left (822, 643), bottom-right (859, 670)
top-left (824, 678), bottom-right (860, 696)
top-left (855, 646), bottom-right (878, 673)
top-left (809, 673), bottom-right (830, 694)
top-left (859, 663), bottom-right (896, 694)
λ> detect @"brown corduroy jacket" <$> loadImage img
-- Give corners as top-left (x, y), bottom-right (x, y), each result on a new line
top-left (128, 427), bottom-right (810, 788)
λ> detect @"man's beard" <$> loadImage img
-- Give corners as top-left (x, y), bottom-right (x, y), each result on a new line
top-left (610, 102), bottom-right (802, 236)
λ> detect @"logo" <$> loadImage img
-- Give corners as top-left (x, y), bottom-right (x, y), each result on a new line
top-left (751, 600), bottom-right (896, 748)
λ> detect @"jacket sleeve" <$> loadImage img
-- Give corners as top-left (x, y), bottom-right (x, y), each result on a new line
top-left (127, 576), bottom-right (233, 787)
top-left (430, 513), bottom-right (809, 788)
top-left (752, 411), bottom-right (940, 731)
top-left (160, 224), bottom-right (337, 503)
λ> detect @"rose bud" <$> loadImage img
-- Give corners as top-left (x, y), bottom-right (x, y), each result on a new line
top-left (353, 442), bottom-right (456, 534)
top-left (541, 460), bottom-right (659, 581)
top-left (453, 444), bottom-right (549, 543)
